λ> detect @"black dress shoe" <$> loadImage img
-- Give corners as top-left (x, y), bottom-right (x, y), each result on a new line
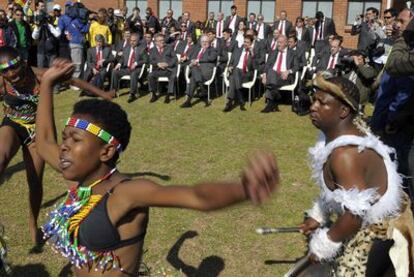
top-left (164, 94), bottom-right (171, 104)
top-left (127, 94), bottom-right (138, 103)
top-left (149, 93), bottom-right (158, 103)
top-left (180, 99), bottom-right (192, 108)
top-left (239, 103), bottom-right (246, 111)
top-left (223, 102), bottom-right (233, 112)
top-left (260, 101), bottom-right (276, 113)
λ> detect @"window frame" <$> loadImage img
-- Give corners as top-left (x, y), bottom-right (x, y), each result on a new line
top-left (301, 0), bottom-right (333, 19)
top-left (246, 0), bottom-right (276, 23)
top-left (158, 0), bottom-right (183, 18)
top-left (206, 0), bottom-right (234, 18)
top-left (346, 0), bottom-right (382, 25)
top-left (124, 0), bottom-right (147, 17)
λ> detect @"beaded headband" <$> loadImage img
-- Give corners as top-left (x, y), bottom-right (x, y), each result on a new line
top-left (0, 57), bottom-right (20, 71)
top-left (65, 117), bottom-right (122, 152)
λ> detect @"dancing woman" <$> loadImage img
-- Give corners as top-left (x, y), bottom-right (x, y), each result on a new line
top-left (36, 59), bottom-right (279, 276)
top-left (0, 46), bottom-right (111, 245)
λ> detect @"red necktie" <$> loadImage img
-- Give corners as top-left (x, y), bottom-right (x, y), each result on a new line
top-left (328, 54), bottom-right (336, 69)
top-left (276, 51), bottom-right (283, 73)
top-left (271, 40), bottom-right (276, 51)
top-left (128, 48), bottom-right (136, 69)
top-left (242, 49), bottom-right (249, 73)
top-left (0, 29), bottom-right (5, 46)
top-left (197, 48), bottom-right (205, 60)
top-left (279, 21), bottom-right (283, 33)
top-left (159, 47), bottom-right (163, 55)
top-left (218, 21), bottom-right (222, 36)
top-left (95, 48), bottom-right (102, 69)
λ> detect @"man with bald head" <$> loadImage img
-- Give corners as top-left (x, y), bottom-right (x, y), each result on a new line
top-left (216, 12), bottom-right (225, 38)
top-left (181, 34), bottom-right (218, 108)
top-left (261, 35), bottom-right (298, 112)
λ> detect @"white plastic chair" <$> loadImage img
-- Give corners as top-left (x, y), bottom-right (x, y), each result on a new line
top-left (116, 64), bottom-right (146, 90)
top-left (149, 61), bottom-right (181, 99)
top-left (185, 65), bottom-right (217, 103)
top-left (279, 71), bottom-right (300, 104)
top-left (242, 69), bottom-right (258, 106)
top-left (222, 66), bottom-right (230, 97)
top-left (307, 48), bottom-right (315, 66)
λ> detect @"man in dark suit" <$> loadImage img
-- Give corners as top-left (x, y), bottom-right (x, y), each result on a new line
top-left (181, 35), bottom-right (218, 108)
top-left (176, 33), bottom-right (197, 67)
top-left (204, 12), bottom-right (217, 30)
top-left (261, 35), bottom-right (299, 113)
top-left (273, 11), bottom-right (292, 36)
top-left (247, 13), bottom-right (257, 30)
top-left (161, 9), bottom-right (179, 31)
top-left (245, 29), bottom-right (266, 73)
top-left (288, 35), bottom-right (307, 68)
top-left (126, 7), bottom-right (144, 36)
top-left (225, 5), bottom-right (243, 34)
top-left (216, 12), bottom-right (225, 38)
top-left (266, 29), bottom-right (280, 54)
top-left (314, 11), bottom-right (336, 55)
top-left (256, 14), bottom-right (271, 41)
top-left (223, 35), bottom-right (257, 112)
top-left (311, 36), bottom-right (345, 74)
top-left (145, 7), bottom-right (161, 34)
top-left (351, 7), bottom-right (382, 58)
top-left (111, 33), bottom-right (148, 103)
top-left (181, 12), bottom-right (195, 36)
top-left (84, 35), bottom-right (113, 90)
top-left (141, 32), bottom-right (155, 55)
top-left (148, 33), bottom-right (178, 103)
top-left (223, 28), bottom-right (237, 53)
top-left (206, 28), bottom-right (226, 92)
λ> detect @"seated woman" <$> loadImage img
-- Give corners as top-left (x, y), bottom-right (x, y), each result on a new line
top-left (36, 59), bottom-right (280, 276)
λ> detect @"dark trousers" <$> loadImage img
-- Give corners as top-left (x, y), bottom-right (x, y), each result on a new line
top-left (228, 68), bottom-right (253, 104)
top-left (264, 70), bottom-right (293, 101)
top-left (148, 68), bottom-right (177, 94)
top-left (185, 66), bottom-right (212, 97)
top-left (37, 53), bottom-right (56, 68)
top-left (85, 68), bottom-right (107, 89)
top-left (111, 67), bottom-right (141, 95)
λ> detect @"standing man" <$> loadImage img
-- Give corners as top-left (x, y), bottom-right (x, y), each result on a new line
top-left (273, 11), bottom-right (292, 36)
top-left (147, 33), bottom-right (178, 103)
top-left (216, 12), bottom-right (225, 38)
top-left (9, 7), bottom-right (31, 61)
top-left (314, 11), bottom-right (336, 55)
top-left (256, 14), bottom-right (271, 41)
top-left (225, 5), bottom-right (243, 34)
top-left (181, 34), bottom-right (217, 108)
top-left (180, 11), bottom-right (195, 35)
top-left (111, 33), bottom-right (148, 103)
top-left (247, 13), bottom-right (257, 30)
top-left (261, 35), bottom-right (298, 113)
top-left (126, 7), bottom-right (144, 36)
top-left (89, 9), bottom-right (112, 48)
top-left (161, 9), bottom-right (178, 31)
top-left (204, 12), bottom-right (216, 30)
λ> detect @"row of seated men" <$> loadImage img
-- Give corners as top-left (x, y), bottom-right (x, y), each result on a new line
top-left (84, 27), bottom-right (358, 113)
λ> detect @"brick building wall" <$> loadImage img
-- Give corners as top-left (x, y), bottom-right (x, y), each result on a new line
top-left (0, 0), bottom-right (394, 48)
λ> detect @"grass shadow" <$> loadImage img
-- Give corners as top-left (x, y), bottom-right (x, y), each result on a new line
top-left (0, 162), bottom-right (25, 186)
top-left (124, 171), bottom-right (171, 181)
top-left (41, 192), bottom-right (67, 208)
top-left (167, 231), bottom-right (225, 277)
top-left (9, 263), bottom-right (50, 277)
top-left (58, 263), bottom-right (74, 277)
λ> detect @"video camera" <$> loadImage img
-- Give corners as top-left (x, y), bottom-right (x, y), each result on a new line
top-left (66, 2), bottom-right (90, 24)
top-left (34, 11), bottom-right (51, 25)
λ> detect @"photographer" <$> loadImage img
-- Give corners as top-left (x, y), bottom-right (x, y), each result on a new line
top-left (372, 8), bottom-right (399, 69)
top-left (351, 7), bottom-right (385, 60)
top-left (343, 50), bottom-right (377, 109)
top-left (58, 1), bottom-right (90, 82)
top-left (32, 10), bottom-right (61, 68)
top-left (126, 7), bottom-right (144, 37)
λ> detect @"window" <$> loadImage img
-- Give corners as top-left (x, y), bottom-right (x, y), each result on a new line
top-left (247, 0), bottom-right (275, 22)
top-left (207, 0), bottom-right (234, 17)
top-left (347, 1), bottom-right (381, 24)
top-left (159, 0), bottom-right (182, 18)
top-left (302, 0), bottom-right (333, 18)
top-left (125, 0), bottom-right (147, 17)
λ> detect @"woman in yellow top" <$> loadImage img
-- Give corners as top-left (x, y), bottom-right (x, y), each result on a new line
top-left (88, 9), bottom-right (112, 48)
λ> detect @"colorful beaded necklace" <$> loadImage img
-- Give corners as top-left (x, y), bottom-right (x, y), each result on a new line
top-left (43, 168), bottom-right (123, 271)
top-left (0, 57), bottom-right (20, 71)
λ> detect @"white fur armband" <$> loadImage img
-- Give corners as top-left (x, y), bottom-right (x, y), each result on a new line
top-left (306, 199), bottom-right (327, 225)
top-left (309, 228), bottom-right (342, 261)
top-left (331, 187), bottom-right (379, 217)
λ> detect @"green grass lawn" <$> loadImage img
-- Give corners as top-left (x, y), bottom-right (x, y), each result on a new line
top-left (0, 90), bottom-right (320, 277)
